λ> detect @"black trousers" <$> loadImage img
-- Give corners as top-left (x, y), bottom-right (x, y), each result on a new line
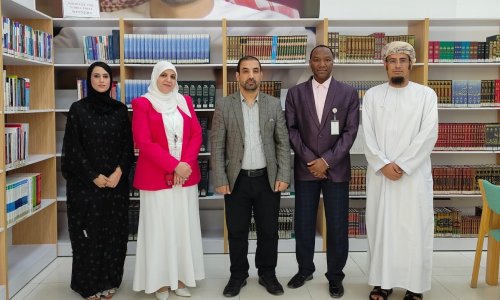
top-left (224, 171), bottom-right (280, 280)
top-left (294, 180), bottom-right (349, 284)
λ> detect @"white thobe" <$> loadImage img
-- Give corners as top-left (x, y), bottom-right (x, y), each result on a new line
top-left (362, 82), bottom-right (438, 293)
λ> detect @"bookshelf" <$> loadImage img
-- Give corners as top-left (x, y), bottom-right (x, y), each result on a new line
top-left (41, 10), bottom-right (500, 258)
top-left (0, 0), bottom-right (57, 298)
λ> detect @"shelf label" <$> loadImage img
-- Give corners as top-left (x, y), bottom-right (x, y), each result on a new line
top-left (63, 0), bottom-right (100, 18)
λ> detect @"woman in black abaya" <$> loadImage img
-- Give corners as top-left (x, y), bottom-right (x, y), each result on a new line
top-left (62, 61), bottom-right (134, 299)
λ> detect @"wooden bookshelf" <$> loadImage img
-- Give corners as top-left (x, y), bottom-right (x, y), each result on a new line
top-left (0, 1), bottom-right (57, 298)
top-left (40, 8), bottom-right (500, 259)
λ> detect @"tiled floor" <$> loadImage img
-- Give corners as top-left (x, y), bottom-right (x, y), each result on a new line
top-left (11, 252), bottom-right (500, 300)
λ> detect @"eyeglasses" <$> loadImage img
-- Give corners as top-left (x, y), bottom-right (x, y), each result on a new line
top-left (386, 58), bottom-right (410, 65)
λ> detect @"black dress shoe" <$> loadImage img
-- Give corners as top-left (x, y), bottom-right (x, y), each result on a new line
top-left (287, 273), bottom-right (313, 289)
top-left (223, 278), bottom-right (247, 297)
top-left (329, 282), bottom-right (344, 298)
top-left (258, 275), bottom-right (284, 295)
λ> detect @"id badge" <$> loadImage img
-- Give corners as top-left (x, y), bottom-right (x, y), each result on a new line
top-left (331, 121), bottom-right (339, 135)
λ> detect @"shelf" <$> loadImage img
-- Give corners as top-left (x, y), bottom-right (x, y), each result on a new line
top-left (1, 1), bottom-right (51, 19)
top-left (429, 63), bottom-right (500, 67)
top-left (199, 152), bottom-right (210, 156)
top-left (432, 150), bottom-right (500, 154)
top-left (227, 63), bottom-right (308, 69)
top-left (53, 18), bottom-right (119, 27)
top-left (438, 107), bottom-right (500, 110)
top-left (7, 244), bottom-right (57, 298)
top-left (123, 18), bottom-right (223, 28)
top-left (226, 18), bottom-right (324, 28)
top-left (333, 62), bottom-right (424, 67)
top-left (328, 19), bottom-right (426, 28)
top-left (429, 18), bottom-right (500, 27)
top-left (4, 109), bottom-right (53, 114)
top-left (349, 193), bottom-right (481, 199)
top-left (6, 199), bottom-right (56, 229)
top-left (124, 63), bottom-right (222, 68)
top-left (54, 63), bottom-right (120, 69)
top-left (5, 154), bottom-right (55, 172)
top-left (2, 53), bottom-right (52, 66)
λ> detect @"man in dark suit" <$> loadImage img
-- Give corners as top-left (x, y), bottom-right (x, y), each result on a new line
top-left (211, 56), bottom-right (291, 297)
top-left (285, 45), bottom-right (359, 298)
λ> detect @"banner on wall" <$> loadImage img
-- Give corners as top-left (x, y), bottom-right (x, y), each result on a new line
top-left (96, 0), bottom-right (319, 19)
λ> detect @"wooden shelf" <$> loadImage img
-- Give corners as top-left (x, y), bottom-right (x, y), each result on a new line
top-left (2, 53), bottom-right (52, 66)
top-left (53, 18), bottom-right (119, 27)
top-left (4, 109), bottom-right (53, 114)
top-left (5, 154), bottom-right (55, 172)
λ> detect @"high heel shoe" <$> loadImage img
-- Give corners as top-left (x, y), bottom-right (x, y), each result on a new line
top-left (155, 290), bottom-right (169, 300)
top-left (174, 287), bottom-right (191, 297)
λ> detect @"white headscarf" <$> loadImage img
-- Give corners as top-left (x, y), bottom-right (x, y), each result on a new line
top-left (144, 61), bottom-right (191, 117)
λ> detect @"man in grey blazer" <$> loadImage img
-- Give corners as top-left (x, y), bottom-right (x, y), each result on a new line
top-left (211, 56), bottom-right (291, 297)
top-left (285, 45), bottom-right (359, 298)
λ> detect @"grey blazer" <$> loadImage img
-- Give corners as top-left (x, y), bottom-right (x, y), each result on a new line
top-left (211, 92), bottom-right (291, 191)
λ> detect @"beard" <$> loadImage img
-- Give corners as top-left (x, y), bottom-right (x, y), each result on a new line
top-left (160, 0), bottom-right (198, 5)
top-left (390, 76), bottom-right (405, 85)
top-left (241, 79), bottom-right (259, 91)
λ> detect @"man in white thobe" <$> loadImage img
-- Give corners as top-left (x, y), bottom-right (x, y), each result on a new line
top-left (362, 41), bottom-right (438, 300)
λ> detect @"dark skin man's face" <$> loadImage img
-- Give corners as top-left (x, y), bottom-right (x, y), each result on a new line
top-left (309, 47), bottom-right (333, 84)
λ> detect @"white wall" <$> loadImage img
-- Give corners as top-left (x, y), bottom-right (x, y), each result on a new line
top-left (320, 0), bottom-right (500, 19)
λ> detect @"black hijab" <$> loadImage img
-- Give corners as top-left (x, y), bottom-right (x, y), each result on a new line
top-left (85, 61), bottom-right (121, 113)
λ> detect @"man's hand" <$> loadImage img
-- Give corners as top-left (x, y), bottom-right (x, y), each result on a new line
top-left (381, 162), bottom-right (403, 181)
top-left (307, 158), bottom-right (328, 179)
top-left (274, 181), bottom-right (289, 192)
top-left (216, 185), bottom-right (231, 195)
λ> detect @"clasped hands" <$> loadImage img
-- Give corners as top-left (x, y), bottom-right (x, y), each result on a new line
top-left (173, 162), bottom-right (192, 186)
top-left (93, 166), bottom-right (122, 188)
top-left (381, 162), bottom-right (403, 181)
top-left (307, 158), bottom-right (329, 179)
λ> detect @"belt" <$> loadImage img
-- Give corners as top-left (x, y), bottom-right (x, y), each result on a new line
top-left (240, 168), bottom-right (267, 177)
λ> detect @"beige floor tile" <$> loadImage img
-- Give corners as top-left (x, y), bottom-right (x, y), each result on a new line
top-left (434, 275), bottom-right (500, 300)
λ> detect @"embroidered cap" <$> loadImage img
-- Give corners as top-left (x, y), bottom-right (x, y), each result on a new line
top-left (381, 41), bottom-right (416, 64)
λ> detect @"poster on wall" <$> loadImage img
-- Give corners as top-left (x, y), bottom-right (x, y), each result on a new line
top-left (96, 0), bottom-right (319, 19)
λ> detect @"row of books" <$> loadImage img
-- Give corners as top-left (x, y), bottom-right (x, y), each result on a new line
top-left (428, 79), bottom-right (500, 107)
top-left (121, 79), bottom-right (216, 109)
top-left (428, 35), bottom-right (500, 63)
top-left (3, 70), bottom-right (30, 111)
top-left (82, 32), bottom-right (120, 64)
top-left (327, 32), bottom-right (415, 64)
top-left (347, 207), bottom-right (481, 238)
top-left (5, 173), bottom-right (42, 227)
top-left (433, 165), bottom-right (500, 193)
top-left (351, 164), bottom-right (500, 195)
top-left (1, 16), bottom-right (52, 62)
top-left (128, 201), bottom-right (139, 241)
top-left (76, 79), bottom-right (119, 100)
top-left (249, 208), bottom-right (294, 239)
top-left (435, 123), bottom-right (500, 150)
top-left (227, 81), bottom-right (282, 98)
top-left (226, 35), bottom-right (307, 64)
top-left (5, 123), bottom-right (29, 169)
top-left (124, 34), bottom-right (210, 64)
top-left (341, 80), bottom-right (385, 103)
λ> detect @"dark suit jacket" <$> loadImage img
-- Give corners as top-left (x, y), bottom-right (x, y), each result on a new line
top-left (211, 92), bottom-right (291, 191)
top-left (285, 77), bottom-right (359, 182)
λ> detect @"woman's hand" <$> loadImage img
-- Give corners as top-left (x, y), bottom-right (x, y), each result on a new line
top-left (175, 162), bottom-right (192, 178)
top-left (173, 173), bottom-right (187, 186)
top-left (105, 166), bottom-right (123, 188)
top-left (93, 174), bottom-right (109, 188)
